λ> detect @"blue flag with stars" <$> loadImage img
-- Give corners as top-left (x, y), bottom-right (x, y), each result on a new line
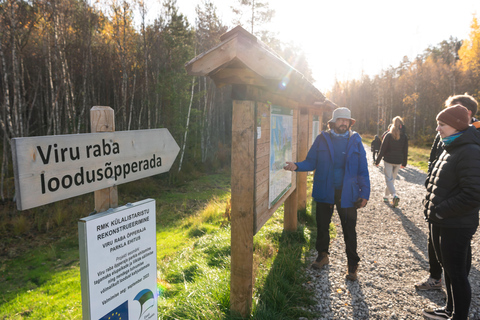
top-left (99, 300), bottom-right (129, 320)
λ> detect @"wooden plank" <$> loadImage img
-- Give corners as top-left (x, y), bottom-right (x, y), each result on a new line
top-left (296, 109), bottom-right (309, 213)
top-left (186, 26), bottom-right (326, 106)
top-left (257, 102), bottom-right (270, 116)
top-left (232, 85), bottom-right (299, 109)
top-left (254, 192), bottom-right (269, 231)
top-left (257, 128), bottom-right (269, 145)
top-left (255, 103), bottom-right (269, 149)
top-left (11, 128), bottom-right (179, 211)
top-left (255, 167), bottom-right (268, 187)
top-left (284, 108), bottom-right (298, 231)
top-left (254, 105), bottom-right (299, 233)
top-left (185, 37), bottom-right (238, 76)
top-left (212, 67), bottom-right (269, 87)
top-left (256, 142), bottom-right (269, 159)
top-left (256, 154), bottom-right (269, 173)
top-left (255, 178), bottom-right (268, 203)
top-left (230, 100), bottom-right (255, 317)
top-left (284, 188), bottom-right (298, 231)
top-left (91, 106), bottom-right (117, 213)
top-left (255, 185), bottom-right (295, 234)
top-left (236, 35), bottom-right (295, 81)
top-left (308, 110), bottom-right (314, 147)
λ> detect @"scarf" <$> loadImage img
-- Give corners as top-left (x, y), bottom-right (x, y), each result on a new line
top-left (442, 131), bottom-right (464, 146)
top-left (330, 129), bottom-right (349, 139)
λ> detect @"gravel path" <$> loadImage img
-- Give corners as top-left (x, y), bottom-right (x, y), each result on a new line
top-left (302, 147), bottom-right (480, 320)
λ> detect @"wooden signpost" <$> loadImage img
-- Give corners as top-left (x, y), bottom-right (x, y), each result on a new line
top-left (186, 26), bottom-right (334, 317)
top-left (11, 106), bottom-right (180, 320)
top-left (11, 124), bottom-right (179, 211)
top-left (91, 106), bottom-right (118, 212)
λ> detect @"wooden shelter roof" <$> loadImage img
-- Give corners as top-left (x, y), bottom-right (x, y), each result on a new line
top-left (185, 26), bottom-right (335, 109)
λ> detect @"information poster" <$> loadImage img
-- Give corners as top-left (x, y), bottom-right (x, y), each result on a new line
top-left (79, 199), bottom-right (157, 320)
top-left (312, 115), bottom-right (320, 146)
top-left (269, 105), bottom-right (293, 208)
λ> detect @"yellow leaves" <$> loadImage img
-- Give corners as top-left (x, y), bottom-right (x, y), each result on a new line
top-left (403, 93), bottom-right (419, 107)
top-left (458, 15), bottom-right (480, 74)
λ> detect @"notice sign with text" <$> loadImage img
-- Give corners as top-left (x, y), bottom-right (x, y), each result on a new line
top-left (79, 199), bottom-right (157, 320)
top-left (11, 129), bottom-right (180, 210)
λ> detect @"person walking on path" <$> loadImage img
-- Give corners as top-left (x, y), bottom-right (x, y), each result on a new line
top-left (375, 116), bottom-right (408, 208)
top-left (416, 94), bottom-right (480, 293)
top-left (284, 107), bottom-right (370, 281)
top-left (422, 105), bottom-right (480, 320)
top-left (371, 135), bottom-right (381, 162)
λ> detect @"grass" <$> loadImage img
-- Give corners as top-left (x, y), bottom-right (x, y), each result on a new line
top-left (406, 145), bottom-right (430, 173)
top-left (0, 138), bottom-right (431, 319)
top-left (0, 170), bottom-right (329, 320)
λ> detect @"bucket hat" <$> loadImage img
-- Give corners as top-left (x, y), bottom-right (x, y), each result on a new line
top-left (328, 107), bottom-right (356, 126)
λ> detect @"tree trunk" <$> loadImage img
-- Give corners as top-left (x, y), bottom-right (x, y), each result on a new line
top-left (178, 76), bottom-right (195, 172)
top-left (0, 31), bottom-right (14, 139)
top-left (128, 70), bottom-right (136, 130)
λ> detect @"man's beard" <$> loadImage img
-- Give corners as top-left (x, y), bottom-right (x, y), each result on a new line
top-left (334, 125), bottom-right (349, 134)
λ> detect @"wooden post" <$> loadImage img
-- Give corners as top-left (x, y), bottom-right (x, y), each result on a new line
top-left (284, 189), bottom-right (297, 231)
top-left (296, 108), bottom-right (309, 213)
top-left (90, 106), bottom-right (118, 213)
top-left (284, 109), bottom-right (299, 231)
top-left (230, 100), bottom-right (255, 317)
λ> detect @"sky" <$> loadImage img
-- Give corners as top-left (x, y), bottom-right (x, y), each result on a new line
top-left (150, 0), bottom-right (480, 92)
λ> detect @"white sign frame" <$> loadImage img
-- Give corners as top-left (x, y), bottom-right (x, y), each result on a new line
top-left (78, 199), bottom-right (157, 320)
top-left (269, 105), bottom-right (293, 208)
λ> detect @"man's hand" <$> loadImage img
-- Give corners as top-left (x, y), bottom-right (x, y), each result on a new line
top-left (356, 198), bottom-right (368, 208)
top-left (284, 161), bottom-right (297, 171)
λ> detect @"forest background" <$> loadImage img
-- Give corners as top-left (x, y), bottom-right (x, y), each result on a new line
top-left (1, 0), bottom-right (480, 206)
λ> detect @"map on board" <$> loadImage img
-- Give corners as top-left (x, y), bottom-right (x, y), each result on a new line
top-left (312, 115), bottom-right (320, 146)
top-left (269, 105), bottom-right (293, 208)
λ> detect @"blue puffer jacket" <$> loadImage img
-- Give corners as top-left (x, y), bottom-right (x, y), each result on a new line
top-left (295, 130), bottom-right (370, 207)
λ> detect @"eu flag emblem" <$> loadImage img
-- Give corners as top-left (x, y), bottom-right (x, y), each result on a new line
top-left (100, 300), bottom-right (129, 320)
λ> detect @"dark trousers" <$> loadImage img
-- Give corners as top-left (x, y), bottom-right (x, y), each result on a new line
top-left (315, 189), bottom-right (360, 266)
top-left (430, 224), bottom-right (476, 320)
top-left (427, 223), bottom-right (443, 280)
top-left (372, 150), bottom-right (379, 162)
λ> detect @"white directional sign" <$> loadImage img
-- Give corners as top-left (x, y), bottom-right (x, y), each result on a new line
top-left (12, 129), bottom-right (180, 210)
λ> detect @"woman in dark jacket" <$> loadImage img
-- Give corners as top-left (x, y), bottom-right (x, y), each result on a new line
top-left (422, 105), bottom-right (480, 320)
top-left (375, 116), bottom-right (408, 207)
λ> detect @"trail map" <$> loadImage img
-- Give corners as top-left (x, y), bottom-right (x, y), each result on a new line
top-left (269, 105), bottom-right (293, 208)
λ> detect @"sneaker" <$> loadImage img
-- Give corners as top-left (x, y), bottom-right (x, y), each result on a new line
top-left (311, 252), bottom-right (329, 270)
top-left (383, 197), bottom-right (389, 202)
top-left (346, 264), bottom-right (358, 281)
top-left (422, 307), bottom-right (452, 319)
top-left (393, 196), bottom-right (400, 207)
top-left (415, 276), bottom-right (442, 290)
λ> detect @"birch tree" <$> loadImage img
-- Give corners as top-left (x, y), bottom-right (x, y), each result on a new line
top-left (231, 0), bottom-right (275, 36)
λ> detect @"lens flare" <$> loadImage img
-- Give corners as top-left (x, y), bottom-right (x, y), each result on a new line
top-left (279, 76), bottom-right (290, 90)
top-left (278, 67), bottom-right (294, 90)
top-left (156, 278), bottom-right (171, 299)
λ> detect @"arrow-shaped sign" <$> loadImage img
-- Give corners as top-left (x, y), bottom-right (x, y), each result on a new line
top-left (11, 129), bottom-right (180, 210)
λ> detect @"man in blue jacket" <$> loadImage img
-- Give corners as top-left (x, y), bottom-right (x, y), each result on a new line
top-left (284, 107), bottom-right (370, 281)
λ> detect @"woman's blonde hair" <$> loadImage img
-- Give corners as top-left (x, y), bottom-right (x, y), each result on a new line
top-left (389, 116), bottom-right (404, 140)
